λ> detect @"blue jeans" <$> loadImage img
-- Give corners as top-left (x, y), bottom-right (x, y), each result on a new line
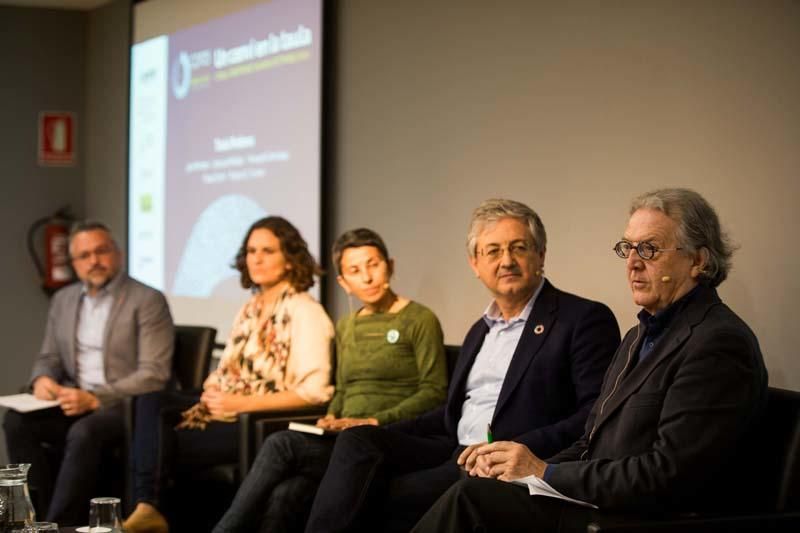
top-left (213, 430), bottom-right (337, 533)
top-left (131, 390), bottom-right (239, 507)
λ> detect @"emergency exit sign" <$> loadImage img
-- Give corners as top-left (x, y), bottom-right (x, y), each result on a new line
top-left (38, 111), bottom-right (77, 166)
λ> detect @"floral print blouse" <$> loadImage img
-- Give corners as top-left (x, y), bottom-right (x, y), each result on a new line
top-left (209, 288), bottom-right (335, 403)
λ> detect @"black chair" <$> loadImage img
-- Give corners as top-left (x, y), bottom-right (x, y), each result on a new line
top-left (122, 325), bottom-right (217, 511)
top-left (235, 338), bottom-right (338, 481)
top-left (122, 324), bottom-right (216, 437)
top-left (586, 386), bottom-right (800, 532)
top-left (171, 325), bottom-right (217, 391)
top-left (175, 342), bottom-right (459, 529)
top-left (24, 325), bottom-right (216, 519)
top-left (444, 344), bottom-right (461, 378)
top-left (250, 343), bottom-right (463, 456)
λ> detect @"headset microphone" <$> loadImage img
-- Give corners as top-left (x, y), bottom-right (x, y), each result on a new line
top-left (661, 276), bottom-right (672, 283)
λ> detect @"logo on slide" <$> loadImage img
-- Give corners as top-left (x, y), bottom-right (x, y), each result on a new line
top-left (171, 51), bottom-right (192, 100)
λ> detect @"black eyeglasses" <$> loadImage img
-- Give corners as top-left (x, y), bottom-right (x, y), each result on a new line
top-left (71, 245), bottom-right (114, 262)
top-left (613, 240), bottom-right (683, 260)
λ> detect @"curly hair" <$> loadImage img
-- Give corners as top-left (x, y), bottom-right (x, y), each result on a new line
top-left (233, 216), bottom-right (322, 292)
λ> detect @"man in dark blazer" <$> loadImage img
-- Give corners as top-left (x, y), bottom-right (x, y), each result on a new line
top-left (412, 189), bottom-right (768, 533)
top-left (304, 199), bottom-right (620, 533)
top-left (3, 221), bottom-right (174, 526)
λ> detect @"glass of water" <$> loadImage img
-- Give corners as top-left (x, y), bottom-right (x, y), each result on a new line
top-left (28, 523), bottom-right (59, 532)
top-left (88, 496), bottom-right (122, 532)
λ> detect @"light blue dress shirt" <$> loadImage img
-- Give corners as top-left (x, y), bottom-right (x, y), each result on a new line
top-left (456, 279), bottom-right (545, 445)
top-left (75, 277), bottom-right (119, 390)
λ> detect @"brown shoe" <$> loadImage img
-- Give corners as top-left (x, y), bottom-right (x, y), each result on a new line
top-left (123, 502), bottom-right (169, 533)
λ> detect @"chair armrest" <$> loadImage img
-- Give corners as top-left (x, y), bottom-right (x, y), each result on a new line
top-left (120, 395), bottom-right (135, 513)
top-left (254, 412), bottom-right (324, 450)
top-left (121, 396), bottom-right (134, 442)
top-left (587, 511), bottom-right (800, 532)
top-left (237, 404), bottom-right (328, 482)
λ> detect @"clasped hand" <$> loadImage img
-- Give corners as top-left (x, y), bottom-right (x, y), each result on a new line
top-left (456, 440), bottom-right (547, 481)
top-left (200, 389), bottom-right (247, 417)
top-left (33, 376), bottom-right (98, 416)
top-left (315, 414), bottom-right (378, 432)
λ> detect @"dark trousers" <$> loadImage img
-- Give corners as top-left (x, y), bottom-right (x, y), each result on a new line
top-left (213, 430), bottom-right (337, 533)
top-left (3, 404), bottom-right (124, 526)
top-left (410, 477), bottom-right (596, 533)
top-left (304, 425), bottom-right (461, 533)
top-left (131, 390), bottom-right (239, 507)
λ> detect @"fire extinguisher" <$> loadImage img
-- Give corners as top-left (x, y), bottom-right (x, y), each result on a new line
top-left (27, 207), bottom-right (76, 295)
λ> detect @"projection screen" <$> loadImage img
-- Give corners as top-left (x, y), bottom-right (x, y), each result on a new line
top-left (128, 0), bottom-right (324, 341)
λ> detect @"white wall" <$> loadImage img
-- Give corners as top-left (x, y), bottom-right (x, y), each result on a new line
top-left (0, 0), bottom-right (790, 481)
top-left (325, 0), bottom-right (800, 390)
top-left (84, 0), bottom-right (130, 241)
top-left (0, 6), bottom-right (87, 464)
top-left (76, 0), bottom-right (800, 391)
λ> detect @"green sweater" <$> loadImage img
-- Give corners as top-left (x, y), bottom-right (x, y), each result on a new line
top-left (327, 301), bottom-right (448, 425)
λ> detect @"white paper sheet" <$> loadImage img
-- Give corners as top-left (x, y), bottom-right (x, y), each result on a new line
top-left (511, 474), bottom-right (599, 509)
top-left (0, 393), bottom-right (59, 412)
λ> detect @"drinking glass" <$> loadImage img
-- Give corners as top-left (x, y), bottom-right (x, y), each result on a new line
top-left (88, 496), bottom-right (122, 532)
top-left (28, 523), bottom-right (59, 532)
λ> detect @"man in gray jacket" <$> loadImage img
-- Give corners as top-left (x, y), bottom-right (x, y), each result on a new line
top-left (3, 221), bottom-right (174, 526)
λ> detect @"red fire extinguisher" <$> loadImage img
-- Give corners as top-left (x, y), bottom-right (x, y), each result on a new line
top-left (27, 207), bottom-right (75, 295)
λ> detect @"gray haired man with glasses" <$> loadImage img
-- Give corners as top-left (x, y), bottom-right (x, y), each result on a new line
top-left (3, 221), bottom-right (174, 526)
top-left (304, 199), bottom-right (620, 533)
top-left (412, 189), bottom-right (767, 533)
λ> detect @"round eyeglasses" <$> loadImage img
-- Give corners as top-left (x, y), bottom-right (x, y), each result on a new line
top-left (613, 240), bottom-right (683, 260)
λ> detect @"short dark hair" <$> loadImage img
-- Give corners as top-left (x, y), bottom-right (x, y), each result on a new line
top-left (331, 228), bottom-right (390, 274)
top-left (234, 217), bottom-right (322, 292)
top-left (69, 220), bottom-right (118, 249)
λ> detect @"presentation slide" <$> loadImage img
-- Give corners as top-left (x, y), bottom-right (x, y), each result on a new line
top-left (129, 0), bottom-right (322, 340)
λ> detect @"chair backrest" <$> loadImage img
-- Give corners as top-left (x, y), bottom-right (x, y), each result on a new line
top-left (742, 386), bottom-right (800, 512)
top-left (765, 387), bottom-right (800, 511)
top-left (444, 344), bottom-right (461, 379)
top-left (173, 325), bottom-right (217, 390)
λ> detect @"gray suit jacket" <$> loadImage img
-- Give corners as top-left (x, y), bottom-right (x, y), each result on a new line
top-left (547, 285), bottom-right (767, 512)
top-left (31, 272), bottom-right (174, 406)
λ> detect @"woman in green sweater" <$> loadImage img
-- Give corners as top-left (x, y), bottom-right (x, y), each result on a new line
top-left (213, 228), bottom-right (448, 533)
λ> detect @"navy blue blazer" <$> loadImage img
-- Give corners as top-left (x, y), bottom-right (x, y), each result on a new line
top-left (390, 280), bottom-right (620, 459)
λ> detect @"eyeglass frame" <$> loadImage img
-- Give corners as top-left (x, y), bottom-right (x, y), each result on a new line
top-left (478, 240), bottom-right (536, 262)
top-left (613, 240), bottom-right (683, 261)
top-left (70, 244), bottom-right (115, 263)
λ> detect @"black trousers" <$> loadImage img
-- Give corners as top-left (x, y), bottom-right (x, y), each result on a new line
top-left (213, 430), bottom-right (338, 533)
top-left (304, 425), bottom-right (462, 533)
top-left (3, 404), bottom-right (124, 526)
top-left (131, 390), bottom-right (239, 507)
top-left (410, 477), bottom-right (597, 533)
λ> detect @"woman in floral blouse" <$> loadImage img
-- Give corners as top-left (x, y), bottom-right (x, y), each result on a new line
top-left (212, 228), bottom-right (448, 533)
top-left (124, 217), bottom-right (334, 533)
